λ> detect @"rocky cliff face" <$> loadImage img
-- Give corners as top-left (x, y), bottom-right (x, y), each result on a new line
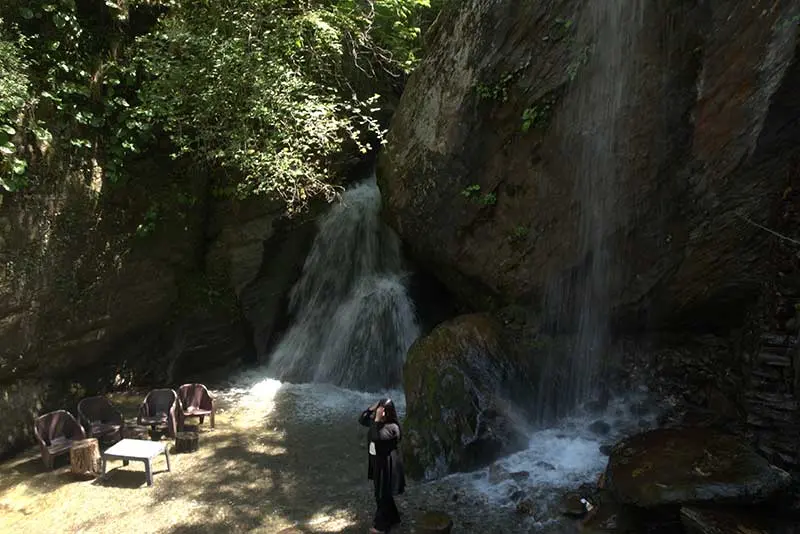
top-left (0, 153), bottom-right (308, 456)
top-left (379, 0), bottom-right (800, 474)
top-left (378, 0), bottom-right (800, 333)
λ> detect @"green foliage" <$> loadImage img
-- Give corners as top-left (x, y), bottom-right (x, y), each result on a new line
top-left (0, 0), bottom-right (434, 213)
top-left (567, 43), bottom-right (594, 81)
top-left (0, 1), bottom-right (154, 188)
top-left (521, 106), bottom-right (546, 132)
top-left (0, 23), bottom-right (31, 191)
top-left (461, 184), bottom-right (481, 197)
top-left (461, 184), bottom-right (496, 205)
top-left (553, 17), bottom-right (574, 34)
top-left (508, 225), bottom-right (529, 243)
top-left (132, 0), bottom-right (433, 212)
top-left (521, 101), bottom-right (552, 132)
top-left (475, 72), bottom-right (516, 102)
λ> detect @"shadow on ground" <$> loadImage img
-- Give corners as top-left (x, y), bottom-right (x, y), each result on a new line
top-left (0, 384), bottom-right (391, 533)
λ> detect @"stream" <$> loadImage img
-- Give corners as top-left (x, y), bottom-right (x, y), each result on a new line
top-left (214, 370), bottom-right (661, 533)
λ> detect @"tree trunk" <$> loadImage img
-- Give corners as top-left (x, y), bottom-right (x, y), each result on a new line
top-left (175, 431), bottom-right (199, 453)
top-left (70, 438), bottom-right (101, 476)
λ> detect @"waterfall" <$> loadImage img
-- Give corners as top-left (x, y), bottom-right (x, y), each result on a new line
top-left (540, 1), bottom-right (645, 419)
top-left (265, 177), bottom-right (420, 392)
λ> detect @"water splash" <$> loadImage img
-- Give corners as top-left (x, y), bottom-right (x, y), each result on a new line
top-left (540, 1), bottom-right (646, 420)
top-left (266, 177), bottom-right (420, 391)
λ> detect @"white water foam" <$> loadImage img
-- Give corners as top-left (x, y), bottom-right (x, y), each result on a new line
top-left (223, 367), bottom-right (405, 423)
top-left (265, 177), bottom-right (419, 392)
top-left (464, 392), bottom-right (660, 528)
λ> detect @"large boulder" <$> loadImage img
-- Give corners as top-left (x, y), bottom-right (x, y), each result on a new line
top-left (378, 0), bottom-right (800, 332)
top-left (605, 428), bottom-right (792, 508)
top-left (402, 313), bottom-right (538, 480)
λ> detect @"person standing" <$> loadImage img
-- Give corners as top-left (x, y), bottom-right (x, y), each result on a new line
top-left (358, 398), bottom-right (405, 533)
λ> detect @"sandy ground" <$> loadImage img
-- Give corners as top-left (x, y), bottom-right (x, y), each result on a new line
top-left (0, 382), bottom-right (564, 534)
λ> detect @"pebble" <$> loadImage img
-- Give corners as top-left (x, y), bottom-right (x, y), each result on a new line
top-left (589, 420), bottom-right (611, 435)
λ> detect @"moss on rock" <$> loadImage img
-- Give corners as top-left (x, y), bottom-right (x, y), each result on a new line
top-left (402, 313), bottom-right (537, 480)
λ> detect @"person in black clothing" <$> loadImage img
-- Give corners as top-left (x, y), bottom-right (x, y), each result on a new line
top-left (359, 398), bottom-right (405, 534)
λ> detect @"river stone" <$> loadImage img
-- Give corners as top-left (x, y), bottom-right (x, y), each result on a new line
top-left (535, 461), bottom-right (556, 471)
top-left (488, 463), bottom-right (510, 484)
top-left (606, 428), bottom-right (792, 508)
top-left (511, 470), bottom-right (530, 482)
top-left (589, 420), bottom-right (611, 435)
top-left (516, 497), bottom-right (536, 517)
top-left (561, 492), bottom-right (590, 518)
top-left (402, 314), bottom-right (535, 480)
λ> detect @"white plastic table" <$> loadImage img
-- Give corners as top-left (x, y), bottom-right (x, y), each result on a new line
top-left (101, 438), bottom-right (171, 486)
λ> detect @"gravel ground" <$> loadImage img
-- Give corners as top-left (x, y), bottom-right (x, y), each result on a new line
top-left (0, 378), bottom-right (629, 534)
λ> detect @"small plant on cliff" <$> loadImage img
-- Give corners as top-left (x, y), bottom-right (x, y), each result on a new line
top-left (521, 91), bottom-right (559, 132)
top-left (521, 106), bottom-right (548, 132)
top-left (461, 184), bottom-right (480, 197)
top-left (508, 225), bottom-right (529, 243)
top-left (475, 71), bottom-right (517, 102)
top-left (553, 17), bottom-right (574, 36)
top-left (461, 184), bottom-right (496, 206)
top-left (567, 43), bottom-right (594, 81)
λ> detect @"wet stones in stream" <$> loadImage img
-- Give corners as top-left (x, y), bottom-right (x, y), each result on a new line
top-left (560, 492), bottom-right (593, 518)
top-left (589, 420), bottom-right (611, 435)
top-left (488, 463), bottom-right (510, 484)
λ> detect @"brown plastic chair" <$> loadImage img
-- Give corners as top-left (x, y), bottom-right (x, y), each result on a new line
top-left (77, 396), bottom-right (124, 443)
top-left (33, 410), bottom-right (87, 469)
top-left (137, 389), bottom-right (179, 438)
top-left (177, 383), bottom-right (216, 430)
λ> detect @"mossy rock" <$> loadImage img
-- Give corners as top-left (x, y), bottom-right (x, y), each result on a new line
top-left (402, 313), bottom-right (536, 480)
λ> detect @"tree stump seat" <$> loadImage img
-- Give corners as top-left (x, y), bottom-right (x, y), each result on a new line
top-left (70, 438), bottom-right (101, 477)
top-left (175, 431), bottom-right (199, 453)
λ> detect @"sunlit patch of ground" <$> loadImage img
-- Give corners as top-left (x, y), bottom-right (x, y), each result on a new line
top-left (0, 379), bottom-right (594, 534)
top-left (0, 386), bottom-right (387, 534)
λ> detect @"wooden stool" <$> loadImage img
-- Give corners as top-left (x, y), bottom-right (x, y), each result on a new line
top-left (122, 425), bottom-right (150, 440)
top-left (70, 438), bottom-right (101, 477)
top-left (417, 511), bottom-right (454, 533)
top-left (175, 431), bottom-right (199, 453)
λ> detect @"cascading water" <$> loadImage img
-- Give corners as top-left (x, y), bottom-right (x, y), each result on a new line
top-left (265, 177), bottom-right (420, 392)
top-left (539, 1), bottom-right (645, 420)
top-left (220, 5), bottom-right (661, 533)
